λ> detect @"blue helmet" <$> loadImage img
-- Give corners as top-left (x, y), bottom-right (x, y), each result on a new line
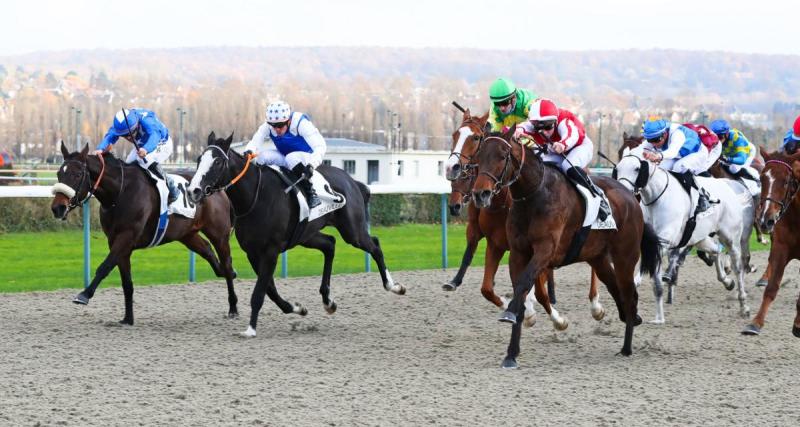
top-left (709, 119), bottom-right (730, 136)
top-left (112, 109), bottom-right (139, 136)
top-left (642, 118), bottom-right (669, 140)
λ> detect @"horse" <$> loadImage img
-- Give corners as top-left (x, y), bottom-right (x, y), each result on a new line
top-left (621, 132), bottom-right (770, 287)
top-left (742, 151), bottom-right (800, 337)
top-left (50, 142), bottom-right (238, 325)
top-left (614, 146), bottom-right (752, 323)
top-left (187, 132), bottom-right (405, 338)
top-left (444, 109), bottom-right (606, 331)
top-left (470, 130), bottom-right (661, 368)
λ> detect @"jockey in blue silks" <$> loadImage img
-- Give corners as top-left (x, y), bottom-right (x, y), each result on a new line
top-left (709, 119), bottom-right (758, 180)
top-left (641, 117), bottom-right (711, 213)
top-left (244, 101), bottom-right (327, 208)
top-left (94, 108), bottom-right (178, 203)
top-left (780, 115), bottom-right (800, 154)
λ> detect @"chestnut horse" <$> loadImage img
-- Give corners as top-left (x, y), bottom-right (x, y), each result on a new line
top-left (742, 151), bottom-right (800, 337)
top-left (51, 142), bottom-right (238, 325)
top-left (471, 130), bottom-right (661, 368)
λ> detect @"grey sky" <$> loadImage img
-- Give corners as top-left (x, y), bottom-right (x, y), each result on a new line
top-left (1, 0), bottom-right (796, 56)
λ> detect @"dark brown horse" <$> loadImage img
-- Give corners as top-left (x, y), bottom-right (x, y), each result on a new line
top-left (742, 151), bottom-right (800, 337)
top-left (51, 142), bottom-right (238, 325)
top-left (471, 131), bottom-right (660, 368)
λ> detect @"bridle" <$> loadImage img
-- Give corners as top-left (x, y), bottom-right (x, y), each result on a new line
top-left (447, 119), bottom-right (485, 181)
top-left (59, 154), bottom-right (106, 216)
top-left (198, 145), bottom-right (260, 218)
top-left (476, 135), bottom-right (527, 198)
top-left (762, 159), bottom-right (799, 222)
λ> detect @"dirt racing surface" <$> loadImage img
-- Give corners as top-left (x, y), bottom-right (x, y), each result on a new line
top-left (1, 251), bottom-right (799, 426)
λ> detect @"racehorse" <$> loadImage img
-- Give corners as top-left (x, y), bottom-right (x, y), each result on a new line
top-left (50, 142), bottom-right (238, 324)
top-left (470, 129), bottom-right (660, 368)
top-left (742, 151), bottom-right (800, 337)
top-left (187, 132), bottom-right (405, 338)
top-left (444, 109), bottom-right (606, 331)
top-left (614, 146), bottom-right (752, 323)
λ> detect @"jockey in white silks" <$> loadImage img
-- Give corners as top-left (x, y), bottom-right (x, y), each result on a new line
top-left (640, 117), bottom-right (712, 214)
top-left (94, 108), bottom-right (178, 203)
top-left (244, 101), bottom-right (327, 208)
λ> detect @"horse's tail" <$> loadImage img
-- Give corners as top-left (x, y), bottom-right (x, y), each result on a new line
top-left (639, 223), bottom-right (662, 278)
top-left (356, 180), bottom-right (372, 219)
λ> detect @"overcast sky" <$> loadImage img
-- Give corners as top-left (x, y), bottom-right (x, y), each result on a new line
top-left (1, 0), bottom-right (796, 56)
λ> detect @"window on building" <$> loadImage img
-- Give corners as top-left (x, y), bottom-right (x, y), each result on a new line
top-left (367, 160), bottom-right (379, 184)
top-left (397, 160), bottom-right (404, 176)
top-left (438, 160), bottom-right (444, 176)
top-left (322, 159), bottom-right (332, 167)
top-left (413, 160), bottom-right (420, 177)
top-left (343, 160), bottom-right (355, 175)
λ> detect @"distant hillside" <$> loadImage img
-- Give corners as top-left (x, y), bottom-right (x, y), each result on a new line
top-left (3, 47), bottom-right (800, 111)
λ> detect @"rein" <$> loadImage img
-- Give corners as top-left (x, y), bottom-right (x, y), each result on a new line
top-left (63, 154), bottom-right (107, 216)
top-left (477, 135), bottom-right (527, 199)
top-left (640, 167), bottom-right (669, 206)
top-left (447, 119), bottom-right (485, 181)
top-left (763, 159), bottom-right (800, 221)
top-left (201, 146), bottom-right (261, 219)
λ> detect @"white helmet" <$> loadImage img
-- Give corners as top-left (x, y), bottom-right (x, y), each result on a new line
top-left (266, 101), bottom-right (291, 124)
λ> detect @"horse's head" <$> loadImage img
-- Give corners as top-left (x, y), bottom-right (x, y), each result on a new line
top-left (471, 132), bottom-right (523, 208)
top-left (188, 131), bottom-right (234, 204)
top-left (613, 146), bottom-right (651, 194)
top-left (448, 172), bottom-right (474, 216)
top-left (50, 141), bottom-right (91, 220)
top-left (445, 109), bottom-right (489, 181)
top-left (757, 150), bottom-right (800, 233)
top-left (619, 131), bottom-right (644, 161)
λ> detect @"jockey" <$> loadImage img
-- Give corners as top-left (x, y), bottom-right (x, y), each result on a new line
top-left (641, 117), bottom-right (711, 213)
top-left (709, 119), bottom-right (758, 180)
top-left (514, 98), bottom-right (610, 221)
top-left (244, 101), bottom-right (325, 208)
top-left (780, 115), bottom-right (800, 154)
top-left (94, 108), bottom-right (178, 204)
top-left (488, 77), bottom-right (538, 133)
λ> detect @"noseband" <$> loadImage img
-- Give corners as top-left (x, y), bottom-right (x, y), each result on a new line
top-left (59, 155), bottom-right (106, 215)
top-left (198, 146), bottom-right (261, 218)
top-left (476, 136), bottom-right (527, 197)
top-left (763, 159), bottom-right (799, 222)
top-left (447, 121), bottom-right (485, 181)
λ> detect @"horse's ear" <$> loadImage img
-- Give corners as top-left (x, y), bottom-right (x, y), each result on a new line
top-left (483, 122), bottom-right (492, 135)
top-left (623, 131), bottom-right (629, 139)
top-left (226, 132), bottom-right (234, 144)
top-left (219, 134), bottom-right (232, 151)
top-left (80, 143), bottom-right (89, 158)
top-left (60, 140), bottom-right (70, 158)
top-left (208, 131), bottom-right (217, 146)
top-left (622, 146), bottom-right (631, 157)
top-left (761, 147), bottom-right (771, 162)
top-left (479, 111), bottom-right (489, 124)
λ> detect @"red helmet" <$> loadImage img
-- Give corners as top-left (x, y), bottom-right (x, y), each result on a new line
top-left (793, 115), bottom-right (800, 140)
top-left (528, 98), bottom-right (559, 122)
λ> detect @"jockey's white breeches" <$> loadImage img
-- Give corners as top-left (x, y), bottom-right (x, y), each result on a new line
top-left (125, 137), bottom-right (173, 168)
top-left (541, 136), bottom-right (594, 173)
top-left (660, 148), bottom-right (708, 175)
top-left (256, 148), bottom-right (323, 170)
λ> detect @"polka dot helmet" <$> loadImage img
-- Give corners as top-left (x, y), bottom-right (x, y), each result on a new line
top-left (266, 101), bottom-right (291, 124)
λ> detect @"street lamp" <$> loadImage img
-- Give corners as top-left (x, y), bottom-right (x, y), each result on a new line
top-left (176, 107), bottom-right (187, 164)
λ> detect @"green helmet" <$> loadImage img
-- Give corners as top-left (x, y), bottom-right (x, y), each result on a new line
top-left (489, 78), bottom-right (516, 101)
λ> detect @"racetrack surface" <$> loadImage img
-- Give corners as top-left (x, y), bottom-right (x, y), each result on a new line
top-left (1, 251), bottom-right (799, 426)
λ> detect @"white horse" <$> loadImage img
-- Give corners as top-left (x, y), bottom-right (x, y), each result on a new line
top-left (614, 147), bottom-right (750, 323)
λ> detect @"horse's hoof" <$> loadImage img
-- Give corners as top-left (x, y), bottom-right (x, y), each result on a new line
top-left (553, 318), bottom-right (569, 331)
top-left (294, 304), bottom-right (308, 316)
top-left (755, 278), bottom-right (768, 288)
top-left (390, 284), bottom-right (406, 295)
top-left (442, 281), bottom-right (459, 291)
top-left (498, 311), bottom-right (517, 325)
top-left (648, 318), bottom-right (665, 325)
top-left (501, 358), bottom-right (518, 369)
top-left (747, 264), bottom-right (758, 274)
top-left (73, 293), bottom-right (90, 305)
top-left (324, 300), bottom-right (337, 315)
top-left (618, 347), bottom-right (633, 357)
top-left (119, 318), bottom-right (133, 326)
top-left (522, 314), bottom-right (536, 328)
top-left (633, 314), bottom-right (643, 326)
top-left (591, 306), bottom-right (606, 321)
top-left (239, 326), bottom-right (257, 338)
top-left (793, 326), bottom-right (800, 338)
top-left (226, 311), bottom-right (239, 319)
top-left (741, 324), bottom-right (761, 336)
top-left (723, 279), bottom-right (735, 291)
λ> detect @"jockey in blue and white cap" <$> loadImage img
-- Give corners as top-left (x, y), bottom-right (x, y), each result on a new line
top-left (641, 117), bottom-right (711, 213)
top-left (710, 119), bottom-right (758, 180)
top-left (244, 101), bottom-right (327, 208)
top-left (94, 108), bottom-right (178, 203)
top-left (780, 115), bottom-right (800, 154)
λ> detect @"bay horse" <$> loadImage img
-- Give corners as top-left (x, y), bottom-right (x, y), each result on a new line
top-left (470, 130), bottom-right (661, 368)
top-left (742, 150), bottom-right (800, 337)
top-left (187, 132), bottom-right (405, 338)
top-left (50, 142), bottom-right (238, 325)
top-left (444, 109), bottom-right (606, 331)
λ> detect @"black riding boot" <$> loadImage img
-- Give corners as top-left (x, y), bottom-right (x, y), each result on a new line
top-left (566, 166), bottom-right (610, 221)
top-left (148, 163), bottom-right (179, 204)
top-left (291, 164), bottom-right (321, 209)
top-left (681, 172), bottom-right (710, 214)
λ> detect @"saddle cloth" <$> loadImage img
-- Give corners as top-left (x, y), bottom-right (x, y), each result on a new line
top-left (572, 180), bottom-right (617, 230)
top-left (143, 170), bottom-right (197, 248)
top-left (268, 165), bottom-right (346, 222)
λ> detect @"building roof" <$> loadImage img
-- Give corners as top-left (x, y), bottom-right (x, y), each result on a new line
top-left (325, 138), bottom-right (386, 153)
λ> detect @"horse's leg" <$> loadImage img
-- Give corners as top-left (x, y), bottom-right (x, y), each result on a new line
top-left (480, 240), bottom-right (505, 308)
top-left (500, 249), bottom-right (532, 369)
top-left (181, 232), bottom-right (238, 318)
top-left (532, 269), bottom-right (567, 331)
top-left (241, 250), bottom-right (306, 338)
top-left (742, 245), bottom-right (790, 335)
top-left (204, 229), bottom-right (239, 318)
top-left (500, 247), bottom-right (546, 325)
top-left (444, 214), bottom-right (483, 291)
top-left (116, 253), bottom-right (135, 325)
top-left (663, 247), bottom-right (686, 304)
top-left (589, 268), bottom-right (606, 321)
top-left (597, 254), bottom-right (641, 356)
top-left (339, 226), bottom-right (405, 294)
top-left (547, 269), bottom-right (557, 305)
top-left (756, 262), bottom-right (771, 288)
top-left (73, 232), bottom-right (134, 305)
top-left (299, 233), bottom-right (337, 314)
top-left (793, 295), bottom-right (800, 338)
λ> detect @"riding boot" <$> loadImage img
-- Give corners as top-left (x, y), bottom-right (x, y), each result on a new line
top-left (566, 167), bottom-right (610, 221)
top-left (683, 172), bottom-right (710, 214)
top-left (290, 164), bottom-right (321, 209)
top-left (148, 163), bottom-right (179, 204)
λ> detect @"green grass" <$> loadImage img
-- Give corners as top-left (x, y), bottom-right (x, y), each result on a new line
top-left (0, 224), bottom-right (770, 293)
